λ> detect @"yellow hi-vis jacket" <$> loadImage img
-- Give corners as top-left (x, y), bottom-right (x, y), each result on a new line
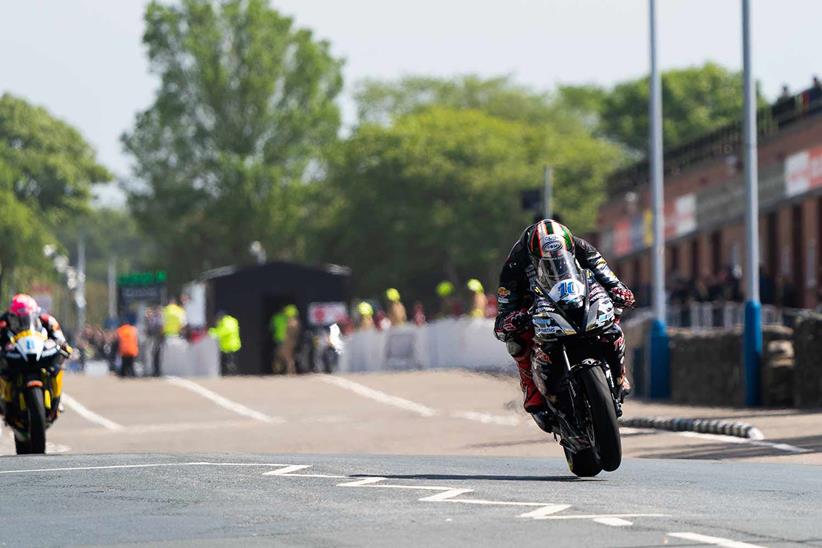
top-left (209, 314), bottom-right (241, 353)
top-left (162, 303), bottom-right (186, 336)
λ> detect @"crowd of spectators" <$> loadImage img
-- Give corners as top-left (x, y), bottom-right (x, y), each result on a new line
top-left (349, 279), bottom-right (498, 332)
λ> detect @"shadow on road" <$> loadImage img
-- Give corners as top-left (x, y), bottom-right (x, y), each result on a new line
top-left (349, 473), bottom-right (587, 482)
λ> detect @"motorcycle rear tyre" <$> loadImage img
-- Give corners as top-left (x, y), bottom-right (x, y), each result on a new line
top-left (580, 365), bottom-right (622, 471)
top-left (25, 388), bottom-right (47, 454)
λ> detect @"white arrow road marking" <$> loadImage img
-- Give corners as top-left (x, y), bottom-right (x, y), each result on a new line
top-left (165, 376), bottom-right (282, 424)
top-left (310, 469), bottom-right (571, 519)
top-left (594, 517), bottom-right (633, 527)
top-left (62, 393), bottom-right (124, 431)
top-left (667, 532), bottom-right (765, 548)
top-left (319, 376), bottom-right (437, 417)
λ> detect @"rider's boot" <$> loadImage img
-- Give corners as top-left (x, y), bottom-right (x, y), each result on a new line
top-left (514, 354), bottom-right (556, 433)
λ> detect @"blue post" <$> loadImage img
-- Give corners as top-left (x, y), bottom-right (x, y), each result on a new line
top-left (649, 318), bottom-right (670, 399)
top-left (743, 300), bottom-right (762, 406)
top-left (741, 1), bottom-right (761, 407)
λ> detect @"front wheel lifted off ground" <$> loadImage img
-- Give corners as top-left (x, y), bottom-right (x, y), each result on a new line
top-left (581, 365), bottom-right (621, 472)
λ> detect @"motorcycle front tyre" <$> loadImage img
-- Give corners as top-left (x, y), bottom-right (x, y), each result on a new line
top-left (25, 387), bottom-right (47, 454)
top-left (580, 364), bottom-right (622, 471)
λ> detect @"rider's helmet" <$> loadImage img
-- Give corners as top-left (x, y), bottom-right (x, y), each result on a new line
top-left (528, 219), bottom-right (578, 287)
top-left (9, 294), bottom-right (40, 331)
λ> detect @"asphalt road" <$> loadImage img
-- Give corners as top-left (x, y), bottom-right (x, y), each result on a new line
top-left (1, 453), bottom-right (820, 547)
top-left (2, 370), bottom-right (822, 546)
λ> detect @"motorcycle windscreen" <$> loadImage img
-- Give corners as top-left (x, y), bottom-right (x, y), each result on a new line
top-left (537, 251), bottom-right (586, 308)
top-left (10, 312), bottom-right (46, 358)
top-left (9, 311), bottom-right (40, 335)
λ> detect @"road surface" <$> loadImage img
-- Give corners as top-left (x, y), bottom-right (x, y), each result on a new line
top-left (1, 370), bottom-right (821, 546)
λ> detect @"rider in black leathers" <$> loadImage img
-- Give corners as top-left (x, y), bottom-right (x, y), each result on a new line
top-left (493, 219), bottom-right (634, 431)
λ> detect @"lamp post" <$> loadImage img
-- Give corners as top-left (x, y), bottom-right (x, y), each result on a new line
top-left (742, 0), bottom-right (762, 406)
top-left (648, 0), bottom-right (669, 399)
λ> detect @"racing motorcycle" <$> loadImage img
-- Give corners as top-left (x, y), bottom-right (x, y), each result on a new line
top-left (0, 311), bottom-right (68, 454)
top-left (530, 248), bottom-right (623, 477)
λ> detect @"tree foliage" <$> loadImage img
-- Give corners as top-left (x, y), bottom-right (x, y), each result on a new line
top-left (0, 94), bottom-right (109, 297)
top-left (123, 0), bottom-right (343, 286)
top-left (322, 103), bottom-right (620, 298)
top-left (559, 63), bottom-right (756, 154)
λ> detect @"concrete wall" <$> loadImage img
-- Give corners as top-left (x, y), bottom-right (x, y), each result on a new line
top-left (668, 325), bottom-right (793, 407)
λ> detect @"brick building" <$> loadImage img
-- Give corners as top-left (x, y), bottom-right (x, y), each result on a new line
top-left (596, 85), bottom-right (822, 309)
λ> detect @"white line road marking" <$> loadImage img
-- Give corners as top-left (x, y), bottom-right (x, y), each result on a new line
top-left (668, 532), bottom-right (765, 548)
top-left (677, 431), bottom-right (809, 453)
top-left (165, 376), bottom-right (282, 424)
top-left (61, 393), bottom-right (124, 431)
top-left (262, 465), bottom-right (346, 479)
top-left (419, 489), bottom-right (474, 501)
top-left (319, 376), bottom-right (437, 417)
top-left (518, 505), bottom-right (574, 519)
top-left (338, 477), bottom-right (387, 486)
top-left (451, 411), bottom-right (521, 426)
top-left (264, 465), bottom-right (313, 475)
top-left (0, 462), bottom-right (291, 475)
top-left (334, 472), bottom-right (572, 518)
top-left (594, 517), bottom-right (633, 527)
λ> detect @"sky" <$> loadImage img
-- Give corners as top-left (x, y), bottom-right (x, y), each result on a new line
top-left (2, 0), bottom-right (821, 186)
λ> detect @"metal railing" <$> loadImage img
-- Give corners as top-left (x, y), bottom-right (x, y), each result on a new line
top-left (625, 302), bottom-right (804, 330)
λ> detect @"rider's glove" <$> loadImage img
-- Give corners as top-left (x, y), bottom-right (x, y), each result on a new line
top-left (494, 309), bottom-right (530, 341)
top-left (608, 284), bottom-right (636, 309)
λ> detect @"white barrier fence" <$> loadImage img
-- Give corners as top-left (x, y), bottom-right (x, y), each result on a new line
top-left (159, 336), bottom-right (220, 377)
top-left (339, 318), bottom-right (513, 373)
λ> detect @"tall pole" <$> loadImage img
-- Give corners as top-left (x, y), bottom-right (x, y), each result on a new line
top-left (742, 0), bottom-right (762, 406)
top-left (543, 165), bottom-right (553, 219)
top-left (108, 257), bottom-right (117, 322)
top-left (648, 0), bottom-right (669, 399)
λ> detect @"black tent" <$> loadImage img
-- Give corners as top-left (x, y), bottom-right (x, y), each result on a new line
top-left (204, 261), bottom-right (350, 374)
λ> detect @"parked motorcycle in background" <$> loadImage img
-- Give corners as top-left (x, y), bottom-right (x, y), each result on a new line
top-left (297, 324), bottom-right (343, 374)
top-left (0, 310), bottom-right (70, 454)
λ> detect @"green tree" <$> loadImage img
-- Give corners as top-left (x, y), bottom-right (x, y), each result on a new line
top-left (0, 187), bottom-right (47, 299)
top-left (123, 0), bottom-right (343, 286)
top-left (559, 63), bottom-right (758, 154)
top-left (322, 107), bottom-right (620, 298)
top-left (356, 75), bottom-right (568, 126)
top-left (0, 94), bottom-right (109, 297)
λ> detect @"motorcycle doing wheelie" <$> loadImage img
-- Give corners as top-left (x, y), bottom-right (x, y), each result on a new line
top-left (0, 310), bottom-right (69, 454)
top-left (529, 250), bottom-right (624, 477)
